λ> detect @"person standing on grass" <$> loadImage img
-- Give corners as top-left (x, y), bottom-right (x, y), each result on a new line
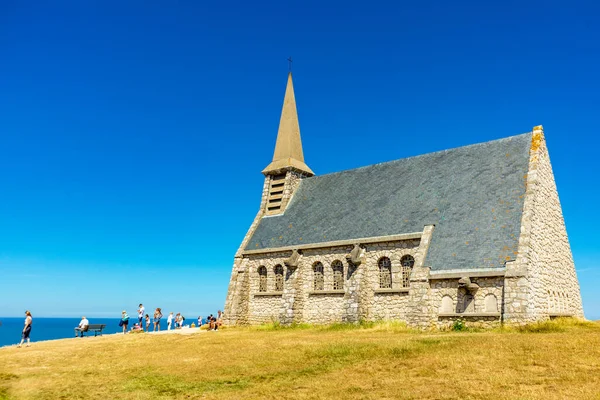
top-left (17, 310), bottom-right (32, 347)
top-left (167, 312), bottom-right (173, 330)
top-left (198, 316), bottom-right (202, 327)
top-left (153, 308), bottom-right (162, 331)
top-left (137, 303), bottom-right (145, 331)
top-left (145, 314), bottom-right (150, 331)
top-left (120, 310), bottom-right (130, 334)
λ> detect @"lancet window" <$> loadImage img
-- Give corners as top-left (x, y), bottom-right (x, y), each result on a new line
top-left (313, 262), bottom-right (324, 291)
top-left (378, 257), bottom-right (392, 289)
top-left (332, 260), bottom-right (344, 290)
top-left (274, 265), bottom-right (284, 292)
top-left (258, 266), bottom-right (267, 292)
top-left (400, 255), bottom-right (415, 288)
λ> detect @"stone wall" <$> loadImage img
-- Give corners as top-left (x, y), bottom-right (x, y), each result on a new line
top-left (240, 240), bottom-right (421, 325)
top-left (370, 292), bottom-right (411, 321)
top-left (365, 240), bottom-right (419, 321)
top-left (228, 233), bottom-right (509, 329)
top-left (431, 277), bottom-right (503, 329)
top-left (527, 129), bottom-right (584, 318)
top-left (279, 170), bottom-right (305, 211)
top-left (504, 126), bottom-right (584, 324)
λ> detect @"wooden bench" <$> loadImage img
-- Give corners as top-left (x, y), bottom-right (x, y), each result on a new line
top-left (75, 324), bottom-right (106, 337)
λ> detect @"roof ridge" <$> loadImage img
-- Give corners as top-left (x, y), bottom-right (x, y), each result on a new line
top-left (307, 131), bottom-right (533, 180)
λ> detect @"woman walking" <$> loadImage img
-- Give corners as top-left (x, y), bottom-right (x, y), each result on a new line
top-left (120, 310), bottom-right (130, 333)
top-left (153, 308), bottom-right (162, 331)
top-left (17, 310), bottom-right (32, 347)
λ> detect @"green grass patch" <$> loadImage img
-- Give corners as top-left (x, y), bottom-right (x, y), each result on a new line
top-left (125, 371), bottom-right (249, 397)
top-left (320, 321), bottom-right (376, 331)
top-left (509, 317), bottom-right (599, 334)
top-left (253, 321), bottom-right (313, 331)
top-left (516, 320), bottom-right (565, 333)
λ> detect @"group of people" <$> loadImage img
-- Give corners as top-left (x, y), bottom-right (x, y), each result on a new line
top-left (13, 305), bottom-right (224, 347)
top-left (120, 304), bottom-right (224, 333)
top-left (205, 311), bottom-right (224, 331)
top-left (119, 304), bottom-right (164, 333)
top-left (167, 312), bottom-right (187, 330)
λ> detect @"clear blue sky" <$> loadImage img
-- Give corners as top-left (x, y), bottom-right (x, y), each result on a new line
top-left (1, 1), bottom-right (598, 319)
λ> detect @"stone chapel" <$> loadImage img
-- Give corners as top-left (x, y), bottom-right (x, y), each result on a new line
top-left (223, 72), bottom-right (584, 328)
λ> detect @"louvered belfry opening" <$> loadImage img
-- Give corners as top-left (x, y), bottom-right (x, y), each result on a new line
top-left (266, 174), bottom-right (286, 214)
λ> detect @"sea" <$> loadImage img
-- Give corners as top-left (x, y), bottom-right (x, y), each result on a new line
top-left (0, 317), bottom-right (204, 347)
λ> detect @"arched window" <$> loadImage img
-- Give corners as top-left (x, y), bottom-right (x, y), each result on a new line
top-left (400, 255), bottom-right (415, 288)
top-left (258, 266), bottom-right (267, 292)
top-left (484, 294), bottom-right (498, 313)
top-left (332, 260), bottom-right (344, 290)
top-left (378, 257), bottom-right (392, 289)
top-left (313, 262), bottom-right (324, 290)
top-left (274, 265), bottom-right (284, 292)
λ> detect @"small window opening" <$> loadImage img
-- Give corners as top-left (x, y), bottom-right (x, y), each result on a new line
top-left (400, 255), bottom-right (414, 288)
top-left (332, 260), bottom-right (344, 290)
top-left (274, 265), bottom-right (284, 291)
top-left (313, 262), bottom-right (324, 291)
top-left (258, 266), bottom-right (267, 292)
top-left (378, 257), bottom-right (392, 289)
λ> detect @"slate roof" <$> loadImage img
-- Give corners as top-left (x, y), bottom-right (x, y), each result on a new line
top-left (246, 132), bottom-right (532, 271)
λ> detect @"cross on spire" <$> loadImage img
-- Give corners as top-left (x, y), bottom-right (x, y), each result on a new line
top-left (287, 56), bottom-right (293, 71)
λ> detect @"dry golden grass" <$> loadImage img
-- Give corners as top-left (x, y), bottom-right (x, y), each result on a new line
top-left (1, 319), bottom-right (600, 400)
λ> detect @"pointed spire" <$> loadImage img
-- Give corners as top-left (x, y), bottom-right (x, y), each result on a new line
top-left (262, 72), bottom-right (314, 176)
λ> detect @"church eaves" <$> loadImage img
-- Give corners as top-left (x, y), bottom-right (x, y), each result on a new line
top-left (262, 73), bottom-right (314, 177)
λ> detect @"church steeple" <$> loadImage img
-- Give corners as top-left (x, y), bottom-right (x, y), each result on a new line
top-left (262, 72), bottom-right (314, 177)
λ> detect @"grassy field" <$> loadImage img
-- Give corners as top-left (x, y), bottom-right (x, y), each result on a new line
top-left (1, 319), bottom-right (600, 400)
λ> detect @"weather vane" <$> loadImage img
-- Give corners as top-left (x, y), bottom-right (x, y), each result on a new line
top-left (287, 56), bottom-right (293, 72)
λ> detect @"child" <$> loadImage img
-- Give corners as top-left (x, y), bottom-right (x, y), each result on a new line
top-left (145, 314), bottom-right (150, 331)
